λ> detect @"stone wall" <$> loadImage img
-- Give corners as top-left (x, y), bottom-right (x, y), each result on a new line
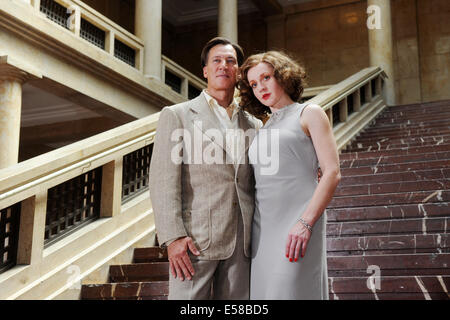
top-left (417, 0), bottom-right (450, 102)
top-left (284, 1), bottom-right (370, 89)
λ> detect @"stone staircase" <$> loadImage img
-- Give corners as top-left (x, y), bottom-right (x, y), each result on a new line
top-left (81, 246), bottom-right (169, 300)
top-left (328, 99), bottom-right (450, 300)
top-left (81, 100), bottom-right (450, 300)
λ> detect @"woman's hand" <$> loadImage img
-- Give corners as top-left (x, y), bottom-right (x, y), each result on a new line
top-left (285, 221), bottom-right (312, 262)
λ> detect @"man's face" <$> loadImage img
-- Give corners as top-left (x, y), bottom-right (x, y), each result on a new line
top-left (203, 44), bottom-right (239, 92)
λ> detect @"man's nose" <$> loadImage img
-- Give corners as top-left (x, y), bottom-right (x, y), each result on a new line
top-left (219, 60), bottom-right (227, 69)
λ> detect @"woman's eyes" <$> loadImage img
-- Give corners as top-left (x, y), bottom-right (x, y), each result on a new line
top-left (264, 75), bottom-right (270, 80)
top-left (251, 83), bottom-right (257, 88)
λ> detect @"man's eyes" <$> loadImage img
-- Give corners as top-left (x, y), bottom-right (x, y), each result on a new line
top-left (212, 58), bottom-right (236, 64)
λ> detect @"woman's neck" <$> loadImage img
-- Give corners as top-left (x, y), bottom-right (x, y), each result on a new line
top-left (269, 96), bottom-right (295, 114)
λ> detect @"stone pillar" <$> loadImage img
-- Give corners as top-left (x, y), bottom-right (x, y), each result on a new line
top-left (218, 0), bottom-right (238, 43)
top-left (367, 0), bottom-right (396, 105)
top-left (135, 0), bottom-right (162, 79)
top-left (0, 56), bottom-right (41, 169)
top-left (0, 72), bottom-right (27, 169)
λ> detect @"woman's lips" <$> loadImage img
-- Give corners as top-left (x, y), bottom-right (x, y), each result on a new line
top-left (262, 93), bottom-right (271, 100)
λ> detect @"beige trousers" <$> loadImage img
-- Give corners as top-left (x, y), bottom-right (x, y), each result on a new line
top-left (168, 211), bottom-right (250, 300)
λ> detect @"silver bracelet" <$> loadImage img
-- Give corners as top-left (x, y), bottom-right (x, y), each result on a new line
top-left (298, 218), bottom-right (313, 233)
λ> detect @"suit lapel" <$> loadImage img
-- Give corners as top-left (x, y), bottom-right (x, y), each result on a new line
top-left (189, 93), bottom-right (231, 160)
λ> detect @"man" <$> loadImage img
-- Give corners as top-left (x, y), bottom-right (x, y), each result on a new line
top-left (149, 37), bottom-right (260, 300)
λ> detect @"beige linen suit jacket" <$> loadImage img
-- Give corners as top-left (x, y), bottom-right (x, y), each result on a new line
top-left (149, 93), bottom-right (260, 260)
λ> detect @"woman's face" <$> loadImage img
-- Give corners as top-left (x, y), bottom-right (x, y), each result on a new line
top-left (247, 62), bottom-right (291, 110)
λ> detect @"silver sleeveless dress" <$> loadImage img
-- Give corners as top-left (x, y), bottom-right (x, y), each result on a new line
top-left (248, 103), bottom-right (328, 300)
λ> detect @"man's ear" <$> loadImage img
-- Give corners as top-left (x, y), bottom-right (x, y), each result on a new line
top-left (203, 66), bottom-right (208, 79)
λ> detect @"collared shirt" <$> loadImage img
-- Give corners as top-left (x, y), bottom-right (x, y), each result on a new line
top-left (202, 90), bottom-right (243, 165)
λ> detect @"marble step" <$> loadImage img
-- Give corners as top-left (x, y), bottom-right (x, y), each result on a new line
top-left (327, 234), bottom-right (449, 256)
top-left (346, 135), bottom-right (450, 152)
top-left (327, 202), bottom-right (450, 222)
top-left (375, 110), bottom-right (450, 122)
top-left (326, 217), bottom-right (449, 238)
top-left (340, 151), bottom-right (450, 169)
top-left (350, 134), bottom-right (450, 146)
top-left (81, 281), bottom-right (168, 300)
top-left (354, 126), bottom-right (450, 140)
top-left (327, 253), bottom-right (450, 277)
top-left (328, 275), bottom-right (450, 300)
top-left (380, 101), bottom-right (450, 113)
top-left (341, 159), bottom-right (450, 176)
top-left (366, 118), bottom-right (450, 130)
top-left (329, 190), bottom-right (450, 208)
top-left (133, 247), bottom-right (168, 263)
top-left (109, 262), bottom-right (169, 283)
top-left (339, 169), bottom-right (450, 186)
top-left (335, 179), bottom-right (450, 197)
top-left (339, 144), bottom-right (450, 161)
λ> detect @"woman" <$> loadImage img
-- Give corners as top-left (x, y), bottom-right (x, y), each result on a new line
top-left (238, 51), bottom-right (341, 300)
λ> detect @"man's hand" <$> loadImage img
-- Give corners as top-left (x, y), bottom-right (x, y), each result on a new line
top-left (168, 237), bottom-right (200, 281)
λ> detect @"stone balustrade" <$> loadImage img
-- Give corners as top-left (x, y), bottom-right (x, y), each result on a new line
top-left (0, 111), bottom-right (160, 299)
top-left (161, 56), bottom-right (206, 100)
top-left (307, 66), bottom-right (388, 151)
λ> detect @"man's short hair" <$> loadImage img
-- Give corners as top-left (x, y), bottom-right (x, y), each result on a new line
top-left (201, 37), bottom-right (244, 68)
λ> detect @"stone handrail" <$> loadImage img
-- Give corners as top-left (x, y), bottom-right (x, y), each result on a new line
top-left (28, 0), bottom-right (145, 70)
top-left (303, 85), bottom-right (333, 99)
top-left (306, 66), bottom-right (388, 151)
top-left (162, 55), bottom-right (207, 99)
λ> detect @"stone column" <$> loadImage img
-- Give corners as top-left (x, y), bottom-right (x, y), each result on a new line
top-left (218, 0), bottom-right (238, 43)
top-left (0, 71), bottom-right (27, 169)
top-left (0, 56), bottom-right (41, 169)
top-left (367, 0), bottom-right (396, 105)
top-left (135, 0), bottom-right (162, 79)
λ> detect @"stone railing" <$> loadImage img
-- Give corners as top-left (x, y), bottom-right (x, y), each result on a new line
top-left (162, 56), bottom-right (206, 100)
top-left (306, 66), bottom-right (387, 151)
top-left (5, 0), bottom-right (206, 102)
top-left (302, 85), bottom-right (333, 101)
top-left (29, 0), bottom-right (144, 70)
top-left (0, 113), bottom-right (160, 299)
top-left (30, 0), bottom-right (208, 97)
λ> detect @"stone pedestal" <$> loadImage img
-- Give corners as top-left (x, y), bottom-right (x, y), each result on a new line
top-left (368, 0), bottom-right (396, 105)
top-left (218, 0), bottom-right (238, 43)
top-left (135, 0), bottom-right (162, 79)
